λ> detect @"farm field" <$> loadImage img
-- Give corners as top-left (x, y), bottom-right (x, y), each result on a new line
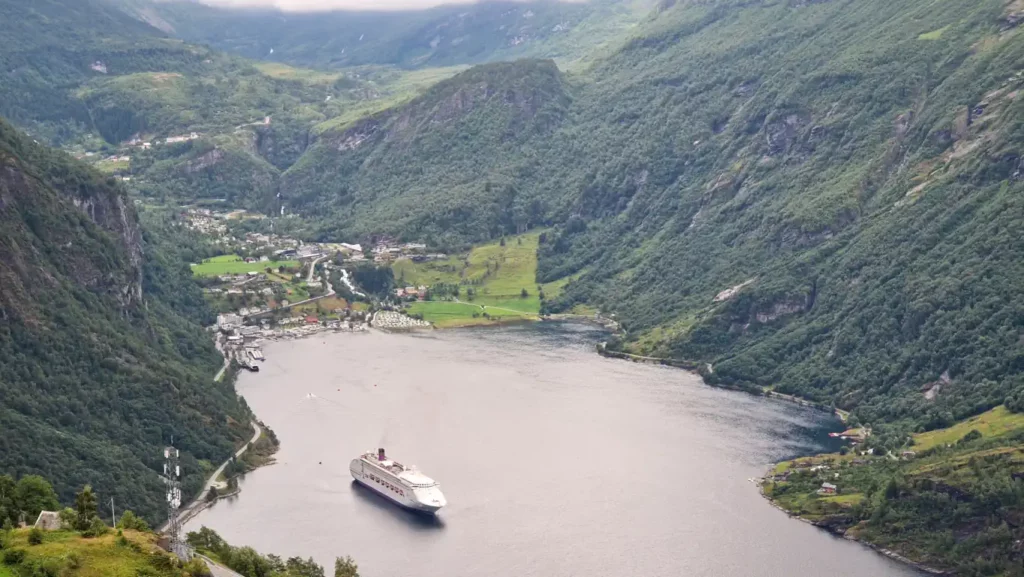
top-left (191, 254), bottom-right (301, 277)
top-left (394, 231), bottom-right (571, 327)
top-left (910, 405), bottom-right (1024, 451)
top-left (391, 232), bottom-right (573, 325)
top-left (407, 300), bottom-right (538, 328)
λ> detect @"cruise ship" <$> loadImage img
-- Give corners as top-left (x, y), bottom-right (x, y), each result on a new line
top-left (350, 448), bottom-right (446, 513)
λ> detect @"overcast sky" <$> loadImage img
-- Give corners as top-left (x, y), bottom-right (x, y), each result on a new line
top-left (197, 0), bottom-right (548, 11)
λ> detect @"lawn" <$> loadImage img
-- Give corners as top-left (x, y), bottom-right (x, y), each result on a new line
top-left (392, 255), bottom-right (465, 286)
top-left (472, 296), bottom-right (541, 313)
top-left (393, 232), bottom-right (543, 295)
top-left (821, 493), bottom-right (865, 507)
top-left (191, 255), bottom-right (301, 277)
top-left (393, 231), bottom-right (577, 327)
top-left (911, 405), bottom-right (1024, 451)
top-left (918, 25), bottom-right (949, 40)
top-left (394, 231), bottom-right (569, 300)
top-left (291, 296), bottom-right (349, 317)
top-left (255, 62), bottom-right (341, 84)
top-left (407, 300), bottom-right (537, 328)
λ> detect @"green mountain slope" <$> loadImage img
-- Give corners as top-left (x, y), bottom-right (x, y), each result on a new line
top-left (284, 59), bottom-right (569, 245)
top-left (0, 0), bottom-right (211, 144)
top-left (0, 117), bottom-right (249, 523)
top-left (537, 0), bottom-right (1024, 431)
top-left (113, 0), bottom-right (653, 70)
top-left (764, 406), bottom-right (1024, 575)
top-left (276, 0), bottom-right (1024, 435)
top-left (0, 0), bottom-right (463, 211)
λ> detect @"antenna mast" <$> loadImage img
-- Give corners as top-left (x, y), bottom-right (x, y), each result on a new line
top-left (162, 445), bottom-right (191, 560)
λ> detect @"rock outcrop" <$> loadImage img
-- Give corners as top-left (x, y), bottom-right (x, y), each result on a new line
top-left (0, 118), bottom-right (144, 316)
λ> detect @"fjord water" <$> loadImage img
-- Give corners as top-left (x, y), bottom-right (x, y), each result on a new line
top-left (186, 323), bottom-right (920, 577)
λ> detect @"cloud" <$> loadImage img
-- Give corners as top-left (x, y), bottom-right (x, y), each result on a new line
top-left (197, 0), bottom-right (518, 11)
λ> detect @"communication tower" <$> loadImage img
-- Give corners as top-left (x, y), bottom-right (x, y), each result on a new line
top-left (162, 446), bottom-right (191, 560)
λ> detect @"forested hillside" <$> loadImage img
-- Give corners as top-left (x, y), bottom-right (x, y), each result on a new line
top-left (535, 0), bottom-right (1024, 435)
top-left (3, 0), bottom-right (1024, 570)
top-left (0, 117), bottom-right (249, 523)
top-left (0, 0), bottom-right (463, 210)
top-left (265, 0), bottom-right (1024, 437)
top-left (284, 59), bottom-right (569, 245)
top-left (113, 0), bottom-right (653, 69)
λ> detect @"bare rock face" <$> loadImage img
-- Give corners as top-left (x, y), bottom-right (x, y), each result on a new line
top-left (0, 121), bottom-right (144, 316)
top-left (765, 112), bottom-right (811, 156)
top-left (185, 148), bottom-right (226, 173)
top-left (70, 191), bottom-right (144, 308)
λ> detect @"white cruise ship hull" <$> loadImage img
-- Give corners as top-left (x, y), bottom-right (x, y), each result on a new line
top-left (349, 459), bottom-right (445, 513)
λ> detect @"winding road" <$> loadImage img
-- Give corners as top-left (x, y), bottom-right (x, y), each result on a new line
top-left (306, 255), bottom-right (329, 283)
top-left (158, 421), bottom-right (261, 533)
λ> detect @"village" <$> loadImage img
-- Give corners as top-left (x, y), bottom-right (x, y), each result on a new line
top-left (178, 207), bottom-right (437, 373)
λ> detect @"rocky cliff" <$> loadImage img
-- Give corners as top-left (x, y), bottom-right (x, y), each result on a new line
top-left (0, 117), bottom-right (248, 522)
top-left (0, 119), bottom-right (143, 317)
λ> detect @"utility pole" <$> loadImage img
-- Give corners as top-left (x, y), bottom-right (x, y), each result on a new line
top-left (110, 497), bottom-right (116, 528)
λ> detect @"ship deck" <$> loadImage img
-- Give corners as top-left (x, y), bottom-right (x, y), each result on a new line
top-left (360, 453), bottom-right (436, 487)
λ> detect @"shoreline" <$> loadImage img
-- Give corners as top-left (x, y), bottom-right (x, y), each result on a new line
top-left (756, 467), bottom-right (948, 576)
top-left (202, 323), bottom-right (929, 574)
top-left (594, 338), bottom-right (946, 576)
top-left (160, 420), bottom-right (263, 534)
top-left (594, 342), bottom-right (844, 419)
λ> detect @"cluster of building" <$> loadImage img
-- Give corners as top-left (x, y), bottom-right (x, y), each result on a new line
top-left (394, 285), bottom-right (429, 299)
top-left (204, 270), bottom-right (281, 299)
top-left (372, 310), bottom-right (431, 330)
top-left (214, 308), bottom-right (371, 370)
top-left (372, 241), bottom-right (445, 264)
top-left (125, 132), bottom-right (201, 149)
top-left (182, 208), bottom-right (230, 236)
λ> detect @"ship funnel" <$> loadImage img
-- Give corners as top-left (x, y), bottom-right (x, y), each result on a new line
top-left (378, 448), bottom-right (386, 461)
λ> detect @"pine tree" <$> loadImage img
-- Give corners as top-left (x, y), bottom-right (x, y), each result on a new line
top-left (74, 485), bottom-right (98, 531)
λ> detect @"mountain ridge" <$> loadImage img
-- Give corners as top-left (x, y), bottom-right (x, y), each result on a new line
top-left (0, 117), bottom-right (249, 522)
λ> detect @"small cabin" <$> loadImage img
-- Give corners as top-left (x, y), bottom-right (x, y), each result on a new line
top-left (33, 511), bottom-right (62, 530)
top-left (817, 482), bottom-right (837, 495)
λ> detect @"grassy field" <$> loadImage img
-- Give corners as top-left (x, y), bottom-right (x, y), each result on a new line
top-left (394, 231), bottom-right (569, 327)
top-left (407, 300), bottom-right (538, 328)
top-left (312, 65), bottom-right (466, 134)
top-left (191, 254), bottom-right (301, 277)
top-left (290, 296), bottom-right (349, 317)
top-left (911, 405), bottom-right (1024, 451)
top-left (93, 158), bottom-right (129, 174)
top-left (820, 493), bottom-right (865, 506)
top-left (255, 62), bottom-right (341, 83)
top-left (1, 529), bottom-right (180, 577)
